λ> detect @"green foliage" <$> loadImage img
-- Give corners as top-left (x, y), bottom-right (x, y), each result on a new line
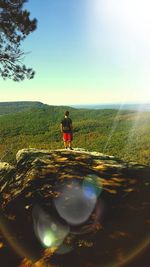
top-left (0, 0), bottom-right (37, 81)
top-left (0, 102), bottom-right (150, 166)
top-left (0, 101), bottom-right (47, 115)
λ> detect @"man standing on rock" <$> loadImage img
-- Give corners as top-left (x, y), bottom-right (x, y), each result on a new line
top-left (60, 111), bottom-right (73, 150)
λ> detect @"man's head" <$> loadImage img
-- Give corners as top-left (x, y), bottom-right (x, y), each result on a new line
top-left (65, 111), bottom-right (69, 117)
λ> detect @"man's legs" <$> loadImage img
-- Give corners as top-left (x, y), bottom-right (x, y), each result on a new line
top-left (68, 141), bottom-right (72, 148)
top-left (63, 133), bottom-right (68, 148)
top-left (68, 133), bottom-right (73, 149)
top-left (63, 133), bottom-right (73, 149)
top-left (64, 141), bottom-right (68, 149)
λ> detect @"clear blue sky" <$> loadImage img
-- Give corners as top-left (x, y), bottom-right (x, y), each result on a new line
top-left (0, 0), bottom-right (150, 105)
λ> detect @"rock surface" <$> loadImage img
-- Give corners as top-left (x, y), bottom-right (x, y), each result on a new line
top-left (0, 148), bottom-right (150, 267)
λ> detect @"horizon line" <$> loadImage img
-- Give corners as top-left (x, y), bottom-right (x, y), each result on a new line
top-left (0, 100), bottom-right (150, 106)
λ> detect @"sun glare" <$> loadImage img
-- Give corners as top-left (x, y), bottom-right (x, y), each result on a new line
top-left (87, 0), bottom-right (150, 52)
top-left (85, 0), bottom-right (150, 103)
top-left (91, 0), bottom-right (150, 32)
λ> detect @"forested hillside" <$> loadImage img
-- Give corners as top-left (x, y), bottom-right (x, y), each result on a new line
top-left (0, 102), bottom-right (149, 165)
top-left (0, 101), bottom-right (47, 115)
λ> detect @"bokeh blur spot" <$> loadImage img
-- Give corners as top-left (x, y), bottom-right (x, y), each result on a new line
top-left (82, 174), bottom-right (103, 199)
top-left (54, 180), bottom-right (97, 226)
top-left (32, 206), bottom-right (69, 248)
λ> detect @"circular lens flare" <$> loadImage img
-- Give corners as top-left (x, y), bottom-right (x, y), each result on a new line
top-left (32, 205), bottom-right (70, 248)
top-left (43, 232), bottom-right (54, 247)
top-left (83, 174), bottom-right (103, 199)
top-left (54, 180), bottom-right (97, 226)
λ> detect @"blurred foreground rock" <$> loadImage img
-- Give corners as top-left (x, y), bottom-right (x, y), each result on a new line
top-left (0, 148), bottom-right (150, 267)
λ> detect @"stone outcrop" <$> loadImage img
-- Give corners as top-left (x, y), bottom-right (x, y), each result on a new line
top-left (0, 148), bottom-right (149, 267)
top-left (0, 161), bottom-right (15, 194)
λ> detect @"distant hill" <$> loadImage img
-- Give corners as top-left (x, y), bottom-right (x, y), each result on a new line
top-left (0, 101), bottom-right (48, 115)
top-left (0, 101), bottom-right (149, 166)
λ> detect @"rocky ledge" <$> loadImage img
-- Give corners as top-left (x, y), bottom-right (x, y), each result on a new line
top-left (0, 148), bottom-right (150, 267)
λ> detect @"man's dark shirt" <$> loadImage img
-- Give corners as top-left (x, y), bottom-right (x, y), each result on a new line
top-left (61, 117), bottom-right (72, 133)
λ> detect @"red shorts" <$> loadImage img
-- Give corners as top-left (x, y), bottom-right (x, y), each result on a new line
top-left (63, 133), bottom-right (72, 142)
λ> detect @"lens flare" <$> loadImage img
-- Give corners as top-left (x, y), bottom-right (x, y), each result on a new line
top-left (43, 232), bottom-right (54, 247)
top-left (54, 180), bottom-right (97, 226)
top-left (83, 174), bottom-right (103, 199)
top-left (32, 205), bottom-right (69, 248)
